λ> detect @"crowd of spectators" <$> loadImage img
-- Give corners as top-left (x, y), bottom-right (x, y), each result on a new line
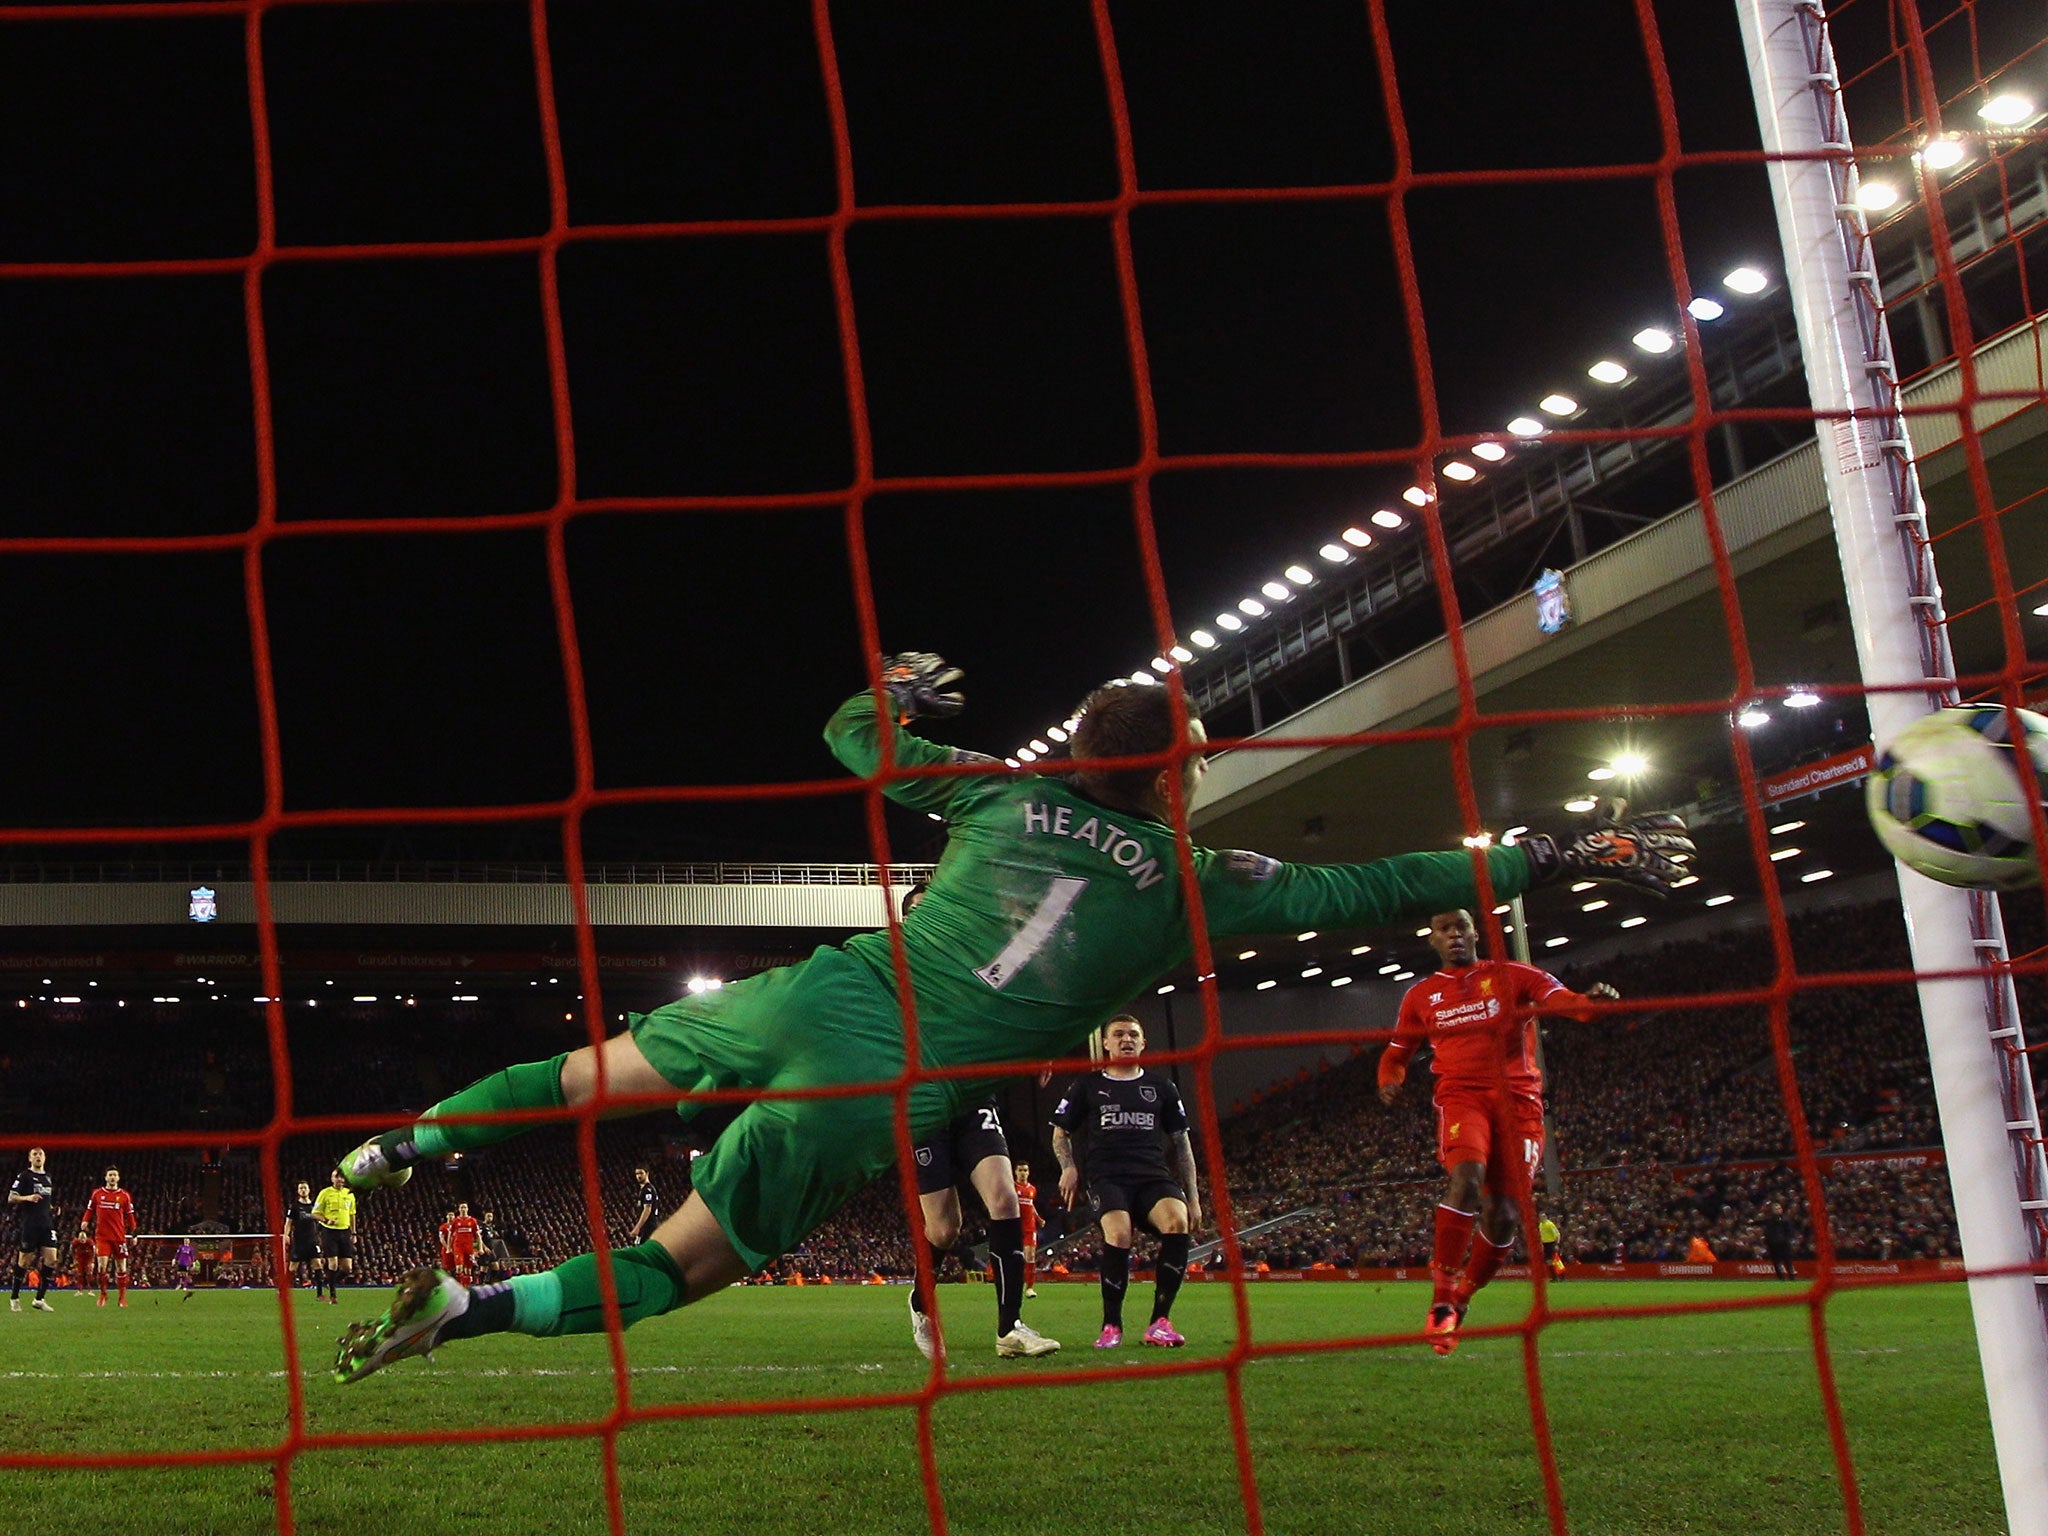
top-left (5, 897), bottom-right (2037, 1282)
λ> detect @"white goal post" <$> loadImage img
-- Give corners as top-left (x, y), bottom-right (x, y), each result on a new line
top-left (1736, 5), bottom-right (2048, 1533)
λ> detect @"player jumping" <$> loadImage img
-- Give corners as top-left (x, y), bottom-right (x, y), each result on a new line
top-left (9, 1147), bottom-right (59, 1313)
top-left (1379, 908), bottom-right (1618, 1355)
top-left (331, 657), bottom-right (1689, 1383)
top-left (86, 1166), bottom-right (137, 1308)
top-left (1053, 1016), bottom-right (1197, 1348)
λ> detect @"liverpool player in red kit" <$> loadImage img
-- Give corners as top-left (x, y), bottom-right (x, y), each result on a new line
top-left (446, 1203), bottom-right (481, 1284)
top-left (86, 1167), bottom-right (138, 1308)
top-left (1379, 910), bottom-right (1617, 1355)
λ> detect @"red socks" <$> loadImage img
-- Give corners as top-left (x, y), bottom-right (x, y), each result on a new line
top-left (1431, 1205), bottom-right (1477, 1306)
top-left (1463, 1232), bottom-right (1512, 1297)
top-left (117, 1273), bottom-right (129, 1304)
top-left (1025, 1261), bottom-right (1036, 1289)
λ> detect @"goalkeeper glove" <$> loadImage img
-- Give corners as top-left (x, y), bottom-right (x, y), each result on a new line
top-left (879, 652), bottom-right (965, 722)
top-left (1519, 805), bottom-right (1695, 896)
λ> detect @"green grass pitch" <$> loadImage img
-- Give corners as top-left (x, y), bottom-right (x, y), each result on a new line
top-left (0, 1280), bottom-right (2005, 1536)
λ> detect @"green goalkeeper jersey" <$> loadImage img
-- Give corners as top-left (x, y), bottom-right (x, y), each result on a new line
top-left (825, 692), bottom-right (1534, 1072)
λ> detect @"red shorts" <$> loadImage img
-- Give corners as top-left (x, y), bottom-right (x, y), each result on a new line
top-left (451, 1245), bottom-right (476, 1265)
top-left (1434, 1088), bottom-right (1544, 1196)
top-left (1020, 1218), bottom-right (1038, 1246)
top-left (93, 1237), bottom-right (128, 1261)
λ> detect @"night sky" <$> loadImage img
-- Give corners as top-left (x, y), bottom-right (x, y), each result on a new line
top-left (0, 0), bottom-right (1961, 864)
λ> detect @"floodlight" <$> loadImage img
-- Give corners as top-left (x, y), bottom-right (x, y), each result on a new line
top-left (1855, 180), bottom-right (1899, 211)
top-left (1215, 613), bottom-right (1244, 631)
top-left (1402, 486), bottom-right (1430, 507)
top-left (1737, 707), bottom-right (1770, 728)
top-left (1285, 565), bottom-right (1314, 585)
top-left (1723, 266), bottom-right (1768, 294)
top-left (1471, 442), bottom-right (1507, 461)
top-left (1238, 598), bottom-right (1266, 617)
top-left (1320, 543), bottom-right (1351, 562)
top-left (1372, 509), bottom-right (1406, 528)
top-left (1588, 360), bottom-right (1629, 384)
top-left (1261, 581), bottom-right (1290, 601)
top-left (1687, 297), bottom-right (1725, 321)
top-left (1442, 461), bottom-right (1477, 481)
top-left (1632, 328), bottom-right (1674, 354)
top-left (1191, 629), bottom-right (1218, 647)
top-left (1508, 415), bottom-right (1547, 435)
top-left (1539, 393), bottom-right (1578, 415)
top-left (1978, 93), bottom-right (2034, 126)
top-left (1920, 137), bottom-right (1967, 170)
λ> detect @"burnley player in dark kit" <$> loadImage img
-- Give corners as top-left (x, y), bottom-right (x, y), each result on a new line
top-left (9, 1147), bottom-right (58, 1312)
top-left (1053, 1016), bottom-right (1200, 1349)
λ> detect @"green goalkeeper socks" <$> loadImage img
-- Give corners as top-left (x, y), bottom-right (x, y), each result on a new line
top-left (448, 1241), bottom-right (689, 1340)
top-left (387, 1053), bottom-right (569, 1162)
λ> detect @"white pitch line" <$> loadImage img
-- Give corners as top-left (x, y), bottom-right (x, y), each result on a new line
top-left (1, 1344), bottom-right (1916, 1384)
top-left (0, 1362), bottom-right (891, 1383)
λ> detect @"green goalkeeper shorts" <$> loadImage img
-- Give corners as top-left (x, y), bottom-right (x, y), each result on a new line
top-left (628, 945), bottom-right (970, 1271)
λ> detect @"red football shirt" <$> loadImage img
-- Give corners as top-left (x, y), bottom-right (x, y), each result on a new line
top-left (87, 1186), bottom-right (135, 1242)
top-left (1015, 1180), bottom-right (1038, 1227)
top-left (448, 1215), bottom-right (480, 1252)
top-left (1379, 961), bottom-right (1594, 1101)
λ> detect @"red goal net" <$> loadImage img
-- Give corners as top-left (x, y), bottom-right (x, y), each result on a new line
top-left (1, 3), bottom-right (2044, 1534)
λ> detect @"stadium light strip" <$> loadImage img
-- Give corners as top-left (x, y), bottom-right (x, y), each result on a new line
top-left (1009, 266), bottom-right (1776, 763)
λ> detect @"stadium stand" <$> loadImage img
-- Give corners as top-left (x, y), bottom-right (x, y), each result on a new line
top-left (10, 898), bottom-right (2038, 1285)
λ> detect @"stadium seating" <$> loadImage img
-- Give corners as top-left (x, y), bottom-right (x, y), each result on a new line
top-left (13, 898), bottom-right (2039, 1281)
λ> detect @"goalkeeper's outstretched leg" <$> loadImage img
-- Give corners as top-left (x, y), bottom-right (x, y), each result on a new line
top-left (335, 1195), bottom-right (749, 1384)
top-left (341, 1030), bottom-right (677, 1191)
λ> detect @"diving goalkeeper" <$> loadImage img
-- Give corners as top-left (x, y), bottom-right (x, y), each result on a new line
top-left (332, 655), bottom-right (1692, 1382)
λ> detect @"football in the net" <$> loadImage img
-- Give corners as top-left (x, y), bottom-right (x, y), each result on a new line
top-left (1865, 705), bottom-right (2048, 890)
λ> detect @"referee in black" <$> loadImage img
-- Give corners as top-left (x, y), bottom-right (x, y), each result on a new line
top-left (1051, 1015), bottom-right (1202, 1350)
